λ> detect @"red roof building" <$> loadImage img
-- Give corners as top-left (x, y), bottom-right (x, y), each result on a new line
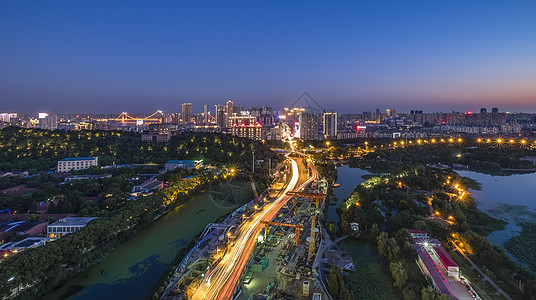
top-left (414, 244), bottom-right (459, 299)
top-left (433, 246), bottom-right (460, 277)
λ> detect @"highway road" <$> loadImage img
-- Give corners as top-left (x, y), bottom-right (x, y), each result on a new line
top-left (190, 155), bottom-right (317, 300)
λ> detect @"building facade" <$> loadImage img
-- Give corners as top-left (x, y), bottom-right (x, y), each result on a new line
top-left (39, 113), bottom-right (58, 130)
top-left (299, 113), bottom-right (321, 140)
top-left (165, 160), bottom-right (198, 171)
top-left (182, 102), bottom-right (192, 124)
top-left (322, 110), bottom-right (337, 138)
top-left (57, 157), bottom-right (98, 172)
top-left (47, 217), bottom-right (97, 239)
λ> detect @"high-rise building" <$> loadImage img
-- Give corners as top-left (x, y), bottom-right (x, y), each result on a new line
top-left (299, 113), bottom-right (321, 140)
top-left (215, 105), bottom-right (226, 128)
top-left (0, 113), bottom-right (17, 123)
top-left (39, 113), bottom-right (57, 130)
top-left (323, 110), bottom-right (337, 138)
top-left (228, 114), bottom-right (262, 140)
top-left (203, 103), bottom-right (209, 124)
top-left (225, 100), bottom-right (234, 115)
top-left (181, 103), bottom-right (192, 124)
top-left (492, 107), bottom-right (499, 114)
top-left (480, 108), bottom-right (487, 114)
top-left (225, 100), bottom-right (235, 128)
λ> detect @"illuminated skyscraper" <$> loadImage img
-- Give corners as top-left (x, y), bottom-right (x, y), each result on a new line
top-left (299, 113), bottom-right (321, 140)
top-left (215, 105), bottom-right (225, 128)
top-left (182, 103), bottom-right (192, 124)
top-left (203, 102), bottom-right (209, 124)
top-left (322, 110), bottom-right (337, 138)
top-left (225, 100), bottom-right (234, 128)
top-left (39, 113), bottom-right (57, 130)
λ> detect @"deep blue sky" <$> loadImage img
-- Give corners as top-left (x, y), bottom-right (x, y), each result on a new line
top-left (1, 0), bottom-right (535, 114)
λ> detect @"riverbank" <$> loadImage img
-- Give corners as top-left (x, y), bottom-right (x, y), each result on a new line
top-left (327, 165), bottom-right (370, 230)
top-left (458, 170), bottom-right (536, 275)
top-left (1, 173), bottom-right (217, 299)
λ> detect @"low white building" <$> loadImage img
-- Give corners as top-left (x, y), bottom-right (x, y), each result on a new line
top-left (131, 178), bottom-right (163, 194)
top-left (57, 157), bottom-right (98, 172)
top-left (47, 217), bottom-right (97, 239)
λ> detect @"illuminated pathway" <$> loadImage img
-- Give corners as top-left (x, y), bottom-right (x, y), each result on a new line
top-left (190, 156), bottom-right (316, 300)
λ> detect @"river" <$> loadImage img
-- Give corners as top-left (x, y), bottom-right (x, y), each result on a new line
top-left (327, 165), bottom-right (370, 228)
top-left (42, 192), bottom-right (238, 300)
top-left (457, 171), bottom-right (536, 249)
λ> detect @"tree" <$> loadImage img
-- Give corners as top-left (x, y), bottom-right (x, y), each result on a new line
top-left (328, 266), bottom-right (340, 297)
top-left (390, 261), bottom-right (408, 288)
top-left (327, 223), bottom-right (336, 235)
top-left (377, 231), bottom-right (390, 257)
top-left (26, 214), bottom-right (41, 222)
top-left (370, 223), bottom-right (379, 241)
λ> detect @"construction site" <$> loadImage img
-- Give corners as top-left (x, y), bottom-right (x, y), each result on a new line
top-left (160, 154), bottom-right (342, 300)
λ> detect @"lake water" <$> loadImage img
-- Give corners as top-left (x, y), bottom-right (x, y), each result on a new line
top-left (457, 171), bottom-right (536, 248)
top-left (327, 165), bottom-right (369, 228)
top-left (42, 193), bottom-right (237, 300)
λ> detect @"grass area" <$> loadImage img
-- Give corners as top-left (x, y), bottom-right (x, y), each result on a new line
top-left (340, 240), bottom-right (400, 300)
top-left (448, 251), bottom-right (505, 300)
top-left (465, 209), bottom-right (507, 236)
top-left (504, 222), bottom-right (536, 273)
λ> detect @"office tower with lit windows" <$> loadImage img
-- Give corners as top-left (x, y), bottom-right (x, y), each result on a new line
top-left (215, 105), bottom-right (225, 128)
top-left (225, 100), bottom-right (235, 128)
top-left (182, 103), bottom-right (192, 124)
top-left (203, 103), bottom-right (209, 124)
top-left (39, 113), bottom-right (58, 130)
top-left (322, 110), bottom-right (337, 138)
top-left (299, 113), bottom-right (321, 140)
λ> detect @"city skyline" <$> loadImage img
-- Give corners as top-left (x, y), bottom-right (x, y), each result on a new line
top-left (1, 98), bottom-right (533, 116)
top-left (2, 1), bottom-right (536, 113)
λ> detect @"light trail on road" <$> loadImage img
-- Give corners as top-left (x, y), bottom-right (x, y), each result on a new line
top-left (190, 155), bottom-right (316, 300)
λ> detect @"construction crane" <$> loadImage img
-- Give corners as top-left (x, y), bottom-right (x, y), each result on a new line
top-left (287, 191), bottom-right (326, 261)
top-left (260, 221), bottom-right (304, 247)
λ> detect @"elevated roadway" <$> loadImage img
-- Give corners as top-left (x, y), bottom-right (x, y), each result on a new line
top-left (190, 155), bottom-right (317, 300)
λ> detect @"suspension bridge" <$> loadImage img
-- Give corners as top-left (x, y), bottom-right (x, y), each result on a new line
top-left (113, 110), bottom-right (165, 123)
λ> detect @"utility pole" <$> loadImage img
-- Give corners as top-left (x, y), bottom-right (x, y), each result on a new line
top-left (252, 152), bottom-right (255, 174)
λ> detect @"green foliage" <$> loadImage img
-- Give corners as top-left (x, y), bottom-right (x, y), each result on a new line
top-left (421, 286), bottom-right (449, 300)
top-left (504, 222), bottom-right (536, 273)
top-left (0, 128), bottom-right (281, 172)
top-left (327, 266), bottom-right (353, 300)
top-left (389, 261), bottom-right (407, 288)
top-left (0, 174), bottom-right (214, 299)
top-left (465, 209), bottom-right (507, 236)
top-left (25, 214), bottom-right (41, 222)
top-left (357, 143), bottom-right (536, 173)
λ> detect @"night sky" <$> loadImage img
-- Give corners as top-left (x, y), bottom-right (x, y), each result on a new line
top-left (1, 1), bottom-right (535, 114)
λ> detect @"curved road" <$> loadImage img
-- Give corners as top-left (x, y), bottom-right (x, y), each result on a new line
top-left (190, 156), bottom-right (316, 300)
